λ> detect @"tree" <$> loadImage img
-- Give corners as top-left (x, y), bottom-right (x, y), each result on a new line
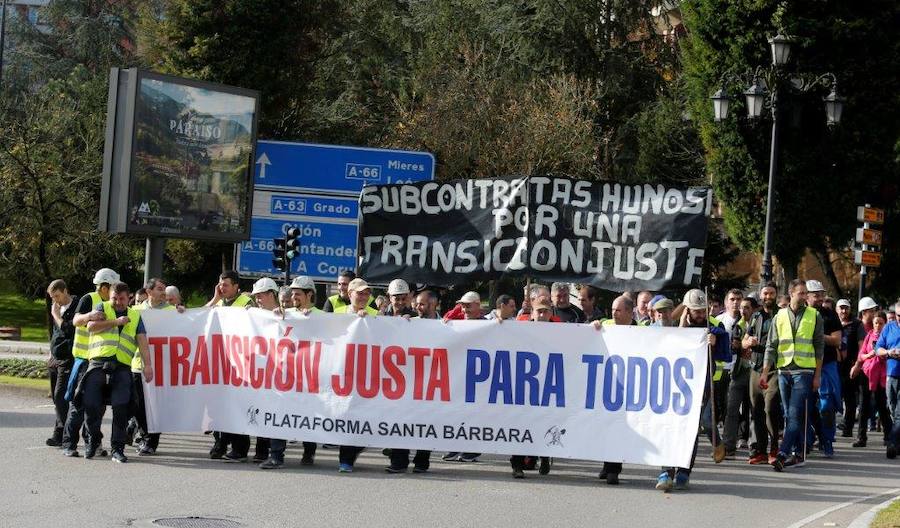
top-left (681, 0), bottom-right (900, 299)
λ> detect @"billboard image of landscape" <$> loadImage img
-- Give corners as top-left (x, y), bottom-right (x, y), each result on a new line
top-left (128, 74), bottom-right (257, 239)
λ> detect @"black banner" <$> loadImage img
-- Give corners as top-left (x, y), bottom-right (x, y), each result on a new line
top-left (357, 176), bottom-right (711, 291)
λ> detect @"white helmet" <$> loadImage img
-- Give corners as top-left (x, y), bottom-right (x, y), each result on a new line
top-left (92, 268), bottom-right (120, 285)
top-left (251, 277), bottom-right (279, 295)
top-left (387, 278), bottom-right (410, 296)
top-left (858, 296), bottom-right (878, 312)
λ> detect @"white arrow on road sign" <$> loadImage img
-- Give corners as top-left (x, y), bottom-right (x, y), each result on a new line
top-left (256, 152), bottom-right (271, 178)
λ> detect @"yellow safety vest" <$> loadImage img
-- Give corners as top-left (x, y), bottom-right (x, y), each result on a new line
top-left (218, 293), bottom-right (253, 308)
top-left (327, 294), bottom-right (349, 311)
top-left (131, 302), bottom-right (174, 371)
top-left (774, 306), bottom-right (818, 369)
top-left (335, 304), bottom-right (378, 316)
top-left (72, 292), bottom-right (103, 360)
top-left (88, 302), bottom-right (141, 367)
top-left (708, 315), bottom-right (726, 381)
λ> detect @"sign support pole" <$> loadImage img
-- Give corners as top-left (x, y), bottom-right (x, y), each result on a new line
top-left (144, 237), bottom-right (166, 286)
top-left (859, 204), bottom-right (869, 299)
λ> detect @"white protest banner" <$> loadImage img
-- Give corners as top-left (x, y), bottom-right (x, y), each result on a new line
top-left (141, 308), bottom-right (708, 468)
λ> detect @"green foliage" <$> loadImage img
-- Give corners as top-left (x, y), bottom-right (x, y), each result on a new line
top-left (0, 359), bottom-right (50, 379)
top-left (681, 0), bottom-right (900, 298)
top-left (0, 286), bottom-right (49, 342)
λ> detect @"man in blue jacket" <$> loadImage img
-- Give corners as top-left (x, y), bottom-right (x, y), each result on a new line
top-left (877, 301), bottom-right (900, 459)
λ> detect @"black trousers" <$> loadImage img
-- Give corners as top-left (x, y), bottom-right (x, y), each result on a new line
top-left (339, 446), bottom-right (365, 466)
top-left (129, 373), bottom-right (160, 449)
top-left (391, 449), bottom-right (431, 470)
top-left (841, 362), bottom-right (860, 435)
top-left (49, 361), bottom-right (72, 441)
top-left (82, 361), bottom-right (132, 452)
top-left (269, 439), bottom-right (316, 462)
top-left (858, 376), bottom-right (893, 442)
top-left (63, 362), bottom-right (92, 449)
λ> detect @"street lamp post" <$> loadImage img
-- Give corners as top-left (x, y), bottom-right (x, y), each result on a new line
top-left (711, 33), bottom-right (845, 286)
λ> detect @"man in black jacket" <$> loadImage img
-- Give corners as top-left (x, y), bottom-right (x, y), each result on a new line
top-left (46, 279), bottom-right (77, 447)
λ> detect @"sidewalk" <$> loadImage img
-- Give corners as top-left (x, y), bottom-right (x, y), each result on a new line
top-left (0, 340), bottom-right (49, 360)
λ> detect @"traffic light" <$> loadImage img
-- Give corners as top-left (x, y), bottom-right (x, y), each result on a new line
top-left (272, 238), bottom-right (288, 272)
top-left (285, 227), bottom-right (302, 260)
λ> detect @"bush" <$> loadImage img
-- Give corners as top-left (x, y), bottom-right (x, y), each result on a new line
top-left (0, 358), bottom-right (50, 379)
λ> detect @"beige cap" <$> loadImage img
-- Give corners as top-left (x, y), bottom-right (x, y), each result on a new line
top-left (251, 277), bottom-right (279, 295)
top-left (653, 298), bottom-right (674, 310)
top-left (387, 278), bottom-right (410, 295)
top-left (532, 296), bottom-right (552, 311)
top-left (683, 289), bottom-right (707, 310)
top-left (348, 278), bottom-right (371, 293)
top-left (289, 276), bottom-right (315, 290)
top-left (457, 291), bottom-right (481, 304)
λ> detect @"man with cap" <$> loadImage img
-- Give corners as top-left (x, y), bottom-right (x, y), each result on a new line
top-left (838, 298), bottom-right (866, 438)
top-left (650, 297), bottom-right (676, 326)
top-left (876, 301), bottom-right (900, 458)
top-left (804, 280), bottom-right (843, 457)
top-left (762, 279), bottom-right (824, 471)
top-left (84, 282), bottom-right (153, 463)
top-left (205, 270), bottom-right (255, 460)
top-left (383, 278), bottom-right (416, 317)
top-left (655, 289), bottom-right (729, 491)
top-left (331, 278), bottom-right (377, 472)
top-left (442, 290), bottom-right (484, 463)
top-left (61, 267), bottom-right (120, 458)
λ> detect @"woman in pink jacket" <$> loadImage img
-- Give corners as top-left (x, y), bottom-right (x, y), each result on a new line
top-left (852, 311), bottom-right (894, 447)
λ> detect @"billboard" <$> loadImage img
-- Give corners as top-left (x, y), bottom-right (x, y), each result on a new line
top-left (100, 68), bottom-right (260, 242)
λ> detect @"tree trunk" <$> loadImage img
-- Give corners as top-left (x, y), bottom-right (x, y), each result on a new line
top-left (812, 246), bottom-right (844, 298)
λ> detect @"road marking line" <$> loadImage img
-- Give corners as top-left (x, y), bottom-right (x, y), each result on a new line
top-left (785, 487), bottom-right (900, 528)
top-left (846, 493), bottom-right (900, 528)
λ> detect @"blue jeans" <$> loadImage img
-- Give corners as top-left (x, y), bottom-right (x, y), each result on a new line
top-left (817, 362), bottom-right (841, 445)
top-left (778, 372), bottom-right (814, 457)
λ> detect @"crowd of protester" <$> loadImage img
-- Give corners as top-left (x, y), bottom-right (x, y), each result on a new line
top-left (42, 267), bottom-right (900, 491)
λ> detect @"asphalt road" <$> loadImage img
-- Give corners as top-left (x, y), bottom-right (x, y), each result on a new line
top-left (2, 384), bottom-right (899, 528)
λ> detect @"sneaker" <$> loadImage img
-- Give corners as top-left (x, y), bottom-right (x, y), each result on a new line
top-left (748, 454), bottom-right (768, 465)
top-left (62, 448), bottom-right (80, 458)
top-left (852, 438), bottom-right (867, 448)
top-left (712, 444), bottom-right (726, 463)
top-left (886, 445), bottom-right (897, 459)
top-left (111, 450), bottom-right (128, 464)
top-left (259, 458), bottom-right (284, 470)
top-left (538, 457), bottom-right (552, 475)
top-left (458, 453), bottom-right (480, 463)
top-left (223, 451), bottom-right (248, 463)
top-left (338, 463), bottom-right (353, 473)
top-left (252, 454), bottom-right (267, 464)
top-left (512, 468), bottom-right (525, 479)
top-left (655, 472), bottom-right (673, 492)
top-left (738, 439), bottom-right (749, 449)
top-left (84, 445), bottom-right (98, 460)
top-left (784, 455), bottom-right (805, 468)
top-left (674, 471), bottom-right (690, 490)
top-left (385, 465), bottom-right (407, 474)
top-left (300, 455), bottom-right (315, 466)
top-left (209, 443), bottom-right (226, 459)
top-left (138, 445), bottom-right (156, 456)
top-left (768, 448), bottom-right (779, 465)
top-left (412, 466), bottom-right (428, 474)
top-left (772, 453), bottom-right (786, 472)
top-left (46, 437), bottom-right (62, 447)
top-left (822, 441), bottom-right (834, 459)
top-left (442, 452), bottom-right (460, 461)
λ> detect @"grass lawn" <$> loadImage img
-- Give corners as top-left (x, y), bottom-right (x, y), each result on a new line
top-left (0, 375), bottom-right (50, 392)
top-left (872, 499), bottom-right (900, 528)
top-left (0, 290), bottom-right (49, 342)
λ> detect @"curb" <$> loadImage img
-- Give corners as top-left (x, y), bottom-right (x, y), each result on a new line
top-left (847, 494), bottom-right (900, 528)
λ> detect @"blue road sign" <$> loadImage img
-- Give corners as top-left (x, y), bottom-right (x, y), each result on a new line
top-left (237, 141), bottom-right (435, 281)
top-left (237, 218), bottom-right (358, 281)
top-left (253, 140), bottom-right (435, 195)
